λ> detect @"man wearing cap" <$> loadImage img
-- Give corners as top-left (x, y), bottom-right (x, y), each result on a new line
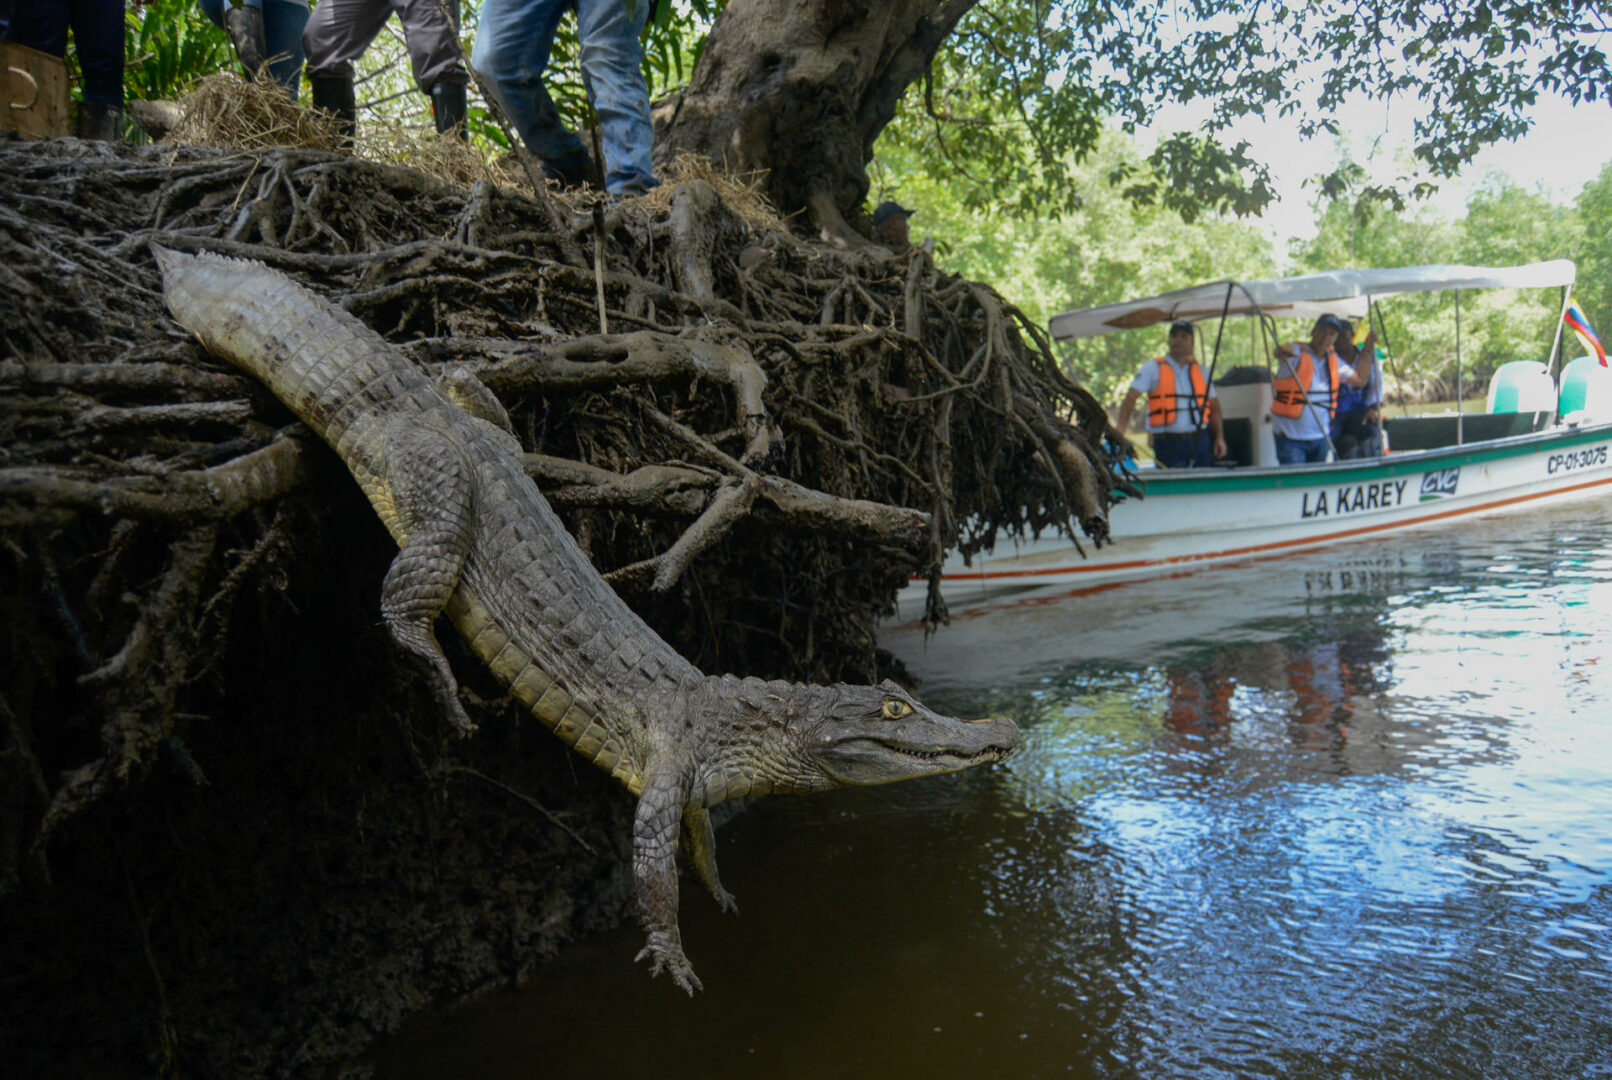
top-left (1332, 320), bottom-right (1384, 458)
top-left (1272, 314), bottom-right (1357, 465)
top-left (872, 201), bottom-right (914, 250)
top-left (1115, 321), bottom-right (1227, 469)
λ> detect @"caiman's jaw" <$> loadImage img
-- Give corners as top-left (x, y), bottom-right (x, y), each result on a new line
top-left (807, 681), bottom-right (1019, 786)
top-left (816, 732), bottom-right (1017, 784)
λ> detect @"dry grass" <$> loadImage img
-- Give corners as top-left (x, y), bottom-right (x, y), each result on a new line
top-left (168, 73), bottom-right (344, 153)
top-left (637, 151), bottom-right (791, 234)
top-left (165, 77), bottom-right (788, 231)
top-left (358, 119), bottom-right (533, 192)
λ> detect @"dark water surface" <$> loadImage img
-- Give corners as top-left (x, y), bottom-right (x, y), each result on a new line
top-left (373, 498), bottom-right (1612, 1079)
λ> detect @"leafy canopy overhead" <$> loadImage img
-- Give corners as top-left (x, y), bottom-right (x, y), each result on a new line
top-left (880, 0), bottom-right (1610, 219)
top-left (120, 0), bottom-right (1607, 224)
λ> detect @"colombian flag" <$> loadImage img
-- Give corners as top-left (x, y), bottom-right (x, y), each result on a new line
top-left (1564, 297), bottom-right (1608, 367)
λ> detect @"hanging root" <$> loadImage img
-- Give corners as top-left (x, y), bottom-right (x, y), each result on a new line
top-left (33, 526), bottom-right (219, 856)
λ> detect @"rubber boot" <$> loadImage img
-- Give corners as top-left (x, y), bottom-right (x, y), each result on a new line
top-left (310, 75), bottom-right (357, 150)
top-left (545, 150), bottom-right (598, 189)
top-left (430, 81), bottom-right (467, 140)
top-left (224, 3), bottom-right (269, 79)
top-left (79, 102), bottom-right (122, 142)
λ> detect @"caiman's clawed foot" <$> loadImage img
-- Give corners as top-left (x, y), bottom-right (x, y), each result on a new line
top-left (438, 682), bottom-right (477, 738)
top-left (712, 887), bottom-right (739, 916)
top-left (635, 930), bottom-right (703, 995)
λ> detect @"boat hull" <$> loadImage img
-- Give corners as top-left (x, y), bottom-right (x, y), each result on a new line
top-left (903, 420), bottom-right (1612, 609)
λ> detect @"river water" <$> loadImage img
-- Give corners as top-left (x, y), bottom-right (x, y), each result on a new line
top-left (373, 496), bottom-right (1612, 1079)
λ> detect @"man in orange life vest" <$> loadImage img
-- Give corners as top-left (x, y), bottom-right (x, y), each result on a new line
top-left (1272, 314), bottom-right (1358, 464)
top-left (1115, 321), bottom-right (1227, 468)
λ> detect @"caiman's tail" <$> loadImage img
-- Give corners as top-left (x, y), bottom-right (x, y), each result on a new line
top-left (152, 243), bottom-right (406, 433)
top-left (153, 244), bottom-right (288, 385)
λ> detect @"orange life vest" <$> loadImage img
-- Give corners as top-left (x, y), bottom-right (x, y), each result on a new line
top-left (1272, 347), bottom-right (1340, 419)
top-left (1146, 358), bottom-right (1210, 429)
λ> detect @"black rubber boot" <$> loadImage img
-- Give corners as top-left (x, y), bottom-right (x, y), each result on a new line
top-left (545, 150), bottom-right (599, 189)
top-left (224, 3), bottom-right (268, 78)
top-left (430, 81), bottom-right (468, 140)
top-left (310, 75), bottom-right (357, 149)
top-left (79, 102), bottom-right (122, 142)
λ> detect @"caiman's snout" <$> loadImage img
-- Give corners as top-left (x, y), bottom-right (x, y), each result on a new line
top-left (970, 714), bottom-right (1021, 753)
top-left (811, 703), bottom-right (1019, 786)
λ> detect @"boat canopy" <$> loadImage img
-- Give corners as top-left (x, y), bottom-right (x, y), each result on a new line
top-left (1048, 260), bottom-right (1577, 342)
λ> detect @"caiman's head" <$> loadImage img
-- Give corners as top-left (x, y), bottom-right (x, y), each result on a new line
top-left (802, 679), bottom-right (1019, 787)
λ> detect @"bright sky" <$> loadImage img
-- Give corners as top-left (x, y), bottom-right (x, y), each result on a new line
top-left (1146, 92), bottom-right (1612, 255)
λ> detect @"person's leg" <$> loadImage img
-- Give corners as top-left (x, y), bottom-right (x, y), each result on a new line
top-left (6, 0), bottom-right (69, 58)
top-left (304, 0), bottom-right (389, 141)
top-left (216, 0), bottom-right (269, 77)
top-left (302, 0), bottom-right (392, 83)
top-left (471, 0), bottom-right (592, 180)
top-left (262, 0), bottom-right (310, 94)
top-left (575, 0), bottom-right (657, 194)
top-left (1188, 429), bottom-right (1214, 467)
top-left (391, 0), bottom-right (466, 93)
top-left (67, 0), bottom-right (125, 108)
top-left (1304, 438), bottom-right (1330, 463)
top-left (1275, 435), bottom-right (1304, 466)
top-left (1152, 435), bottom-right (1188, 469)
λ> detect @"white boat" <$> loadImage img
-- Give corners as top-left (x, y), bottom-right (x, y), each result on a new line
top-left (899, 261), bottom-right (1612, 611)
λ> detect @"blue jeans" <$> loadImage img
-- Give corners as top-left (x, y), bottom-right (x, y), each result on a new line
top-left (1152, 430), bottom-right (1212, 469)
top-left (1275, 435), bottom-right (1330, 465)
top-left (199, 0), bottom-right (311, 95)
top-left (471, 0), bottom-right (658, 194)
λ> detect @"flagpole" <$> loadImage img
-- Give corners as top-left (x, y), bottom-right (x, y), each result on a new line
top-left (1548, 284), bottom-right (1571, 380)
top-left (1455, 289), bottom-right (1463, 447)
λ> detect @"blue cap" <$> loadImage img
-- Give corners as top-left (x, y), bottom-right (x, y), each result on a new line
top-left (872, 201), bottom-right (915, 227)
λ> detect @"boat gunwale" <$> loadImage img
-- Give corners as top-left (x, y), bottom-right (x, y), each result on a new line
top-left (1122, 418), bottom-right (1612, 496)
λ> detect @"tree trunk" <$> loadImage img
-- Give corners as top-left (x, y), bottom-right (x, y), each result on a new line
top-left (657, 0), bottom-right (977, 243)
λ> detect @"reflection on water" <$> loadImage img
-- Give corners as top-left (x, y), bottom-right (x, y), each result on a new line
top-left (373, 500), bottom-right (1612, 1079)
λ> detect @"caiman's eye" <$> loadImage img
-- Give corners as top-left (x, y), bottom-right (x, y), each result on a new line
top-left (881, 699), bottom-right (913, 719)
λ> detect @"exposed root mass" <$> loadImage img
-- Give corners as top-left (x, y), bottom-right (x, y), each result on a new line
top-left (0, 132), bottom-right (1121, 1074)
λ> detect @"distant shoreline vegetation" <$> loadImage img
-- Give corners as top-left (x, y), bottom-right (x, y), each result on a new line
top-left (873, 128), bottom-right (1611, 409)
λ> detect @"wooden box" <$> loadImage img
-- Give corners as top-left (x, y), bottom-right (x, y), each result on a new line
top-left (2, 40), bottom-right (70, 138)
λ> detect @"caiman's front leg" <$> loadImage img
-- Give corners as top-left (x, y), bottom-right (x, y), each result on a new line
top-left (380, 422), bottom-right (476, 736)
top-left (633, 765), bottom-right (701, 994)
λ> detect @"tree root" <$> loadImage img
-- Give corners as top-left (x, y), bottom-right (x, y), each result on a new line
top-left (34, 525), bottom-right (218, 857)
top-left (0, 137), bottom-right (1122, 906)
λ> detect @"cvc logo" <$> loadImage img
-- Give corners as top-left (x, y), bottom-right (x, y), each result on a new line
top-left (1420, 468), bottom-right (1461, 500)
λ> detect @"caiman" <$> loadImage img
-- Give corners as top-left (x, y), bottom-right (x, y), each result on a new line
top-left (153, 245), bottom-right (1019, 993)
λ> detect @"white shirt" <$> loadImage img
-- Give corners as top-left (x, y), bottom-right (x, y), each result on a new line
top-left (1272, 344), bottom-right (1355, 442)
top-left (1130, 356), bottom-right (1218, 435)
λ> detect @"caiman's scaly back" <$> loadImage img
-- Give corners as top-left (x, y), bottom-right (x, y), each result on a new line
top-left (155, 245), bottom-right (1018, 993)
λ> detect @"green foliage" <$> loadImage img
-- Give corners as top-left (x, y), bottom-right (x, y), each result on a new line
top-left (641, 0), bottom-right (724, 97)
top-left (873, 128), bottom-right (1277, 404)
top-left (123, 0), bottom-right (232, 103)
top-left (880, 116), bottom-right (1608, 410)
top-left (880, 0), bottom-right (1612, 223)
top-left (1575, 162), bottom-right (1612, 331)
top-left (1290, 168), bottom-right (1592, 396)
